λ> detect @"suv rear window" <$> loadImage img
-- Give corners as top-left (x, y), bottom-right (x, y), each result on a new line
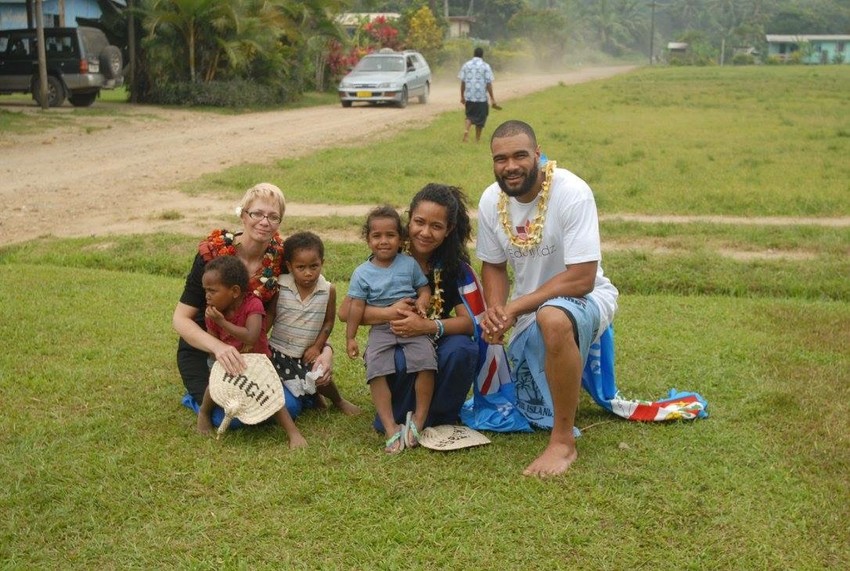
top-left (44, 34), bottom-right (79, 58)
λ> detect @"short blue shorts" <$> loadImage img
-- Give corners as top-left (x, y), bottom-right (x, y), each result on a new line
top-left (523, 296), bottom-right (600, 363)
top-left (508, 297), bottom-right (600, 428)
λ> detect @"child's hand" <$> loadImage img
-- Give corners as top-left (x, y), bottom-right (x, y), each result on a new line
top-left (302, 345), bottom-right (320, 364)
top-left (415, 300), bottom-right (429, 318)
top-left (205, 305), bottom-right (225, 325)
top-left (346, 338), bottom-right (359, 359)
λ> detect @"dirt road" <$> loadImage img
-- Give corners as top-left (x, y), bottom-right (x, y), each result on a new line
top-left (0, 66), bottom-right (635, 244)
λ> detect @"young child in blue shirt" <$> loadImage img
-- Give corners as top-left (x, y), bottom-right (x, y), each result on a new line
top-left (346, 206), bottom-right (436, 454)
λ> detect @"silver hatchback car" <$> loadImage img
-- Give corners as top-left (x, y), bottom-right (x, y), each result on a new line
top-left (338, 49), bottom-right (431, 108)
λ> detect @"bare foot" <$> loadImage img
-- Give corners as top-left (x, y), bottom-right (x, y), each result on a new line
top-left (522, 442), bottom-right (577, 477)
top-left (335, 399), bottom-right (362, 416)
top-left (289, 433), bottom-right (308, 450)
top-left (462, 131), bottom-right (469, 142)
top-left (196, 415), bottom-right (213, 436)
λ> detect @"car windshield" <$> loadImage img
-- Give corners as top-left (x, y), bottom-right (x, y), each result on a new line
top-left (354, 56), bottom-right (404, 73)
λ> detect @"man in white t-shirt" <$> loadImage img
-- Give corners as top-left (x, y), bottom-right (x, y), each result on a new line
top-left (476, 120), bottom-right (618, 477)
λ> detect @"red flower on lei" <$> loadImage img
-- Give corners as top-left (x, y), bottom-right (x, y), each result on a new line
top-left (198, 229), bottom-right (284, 303)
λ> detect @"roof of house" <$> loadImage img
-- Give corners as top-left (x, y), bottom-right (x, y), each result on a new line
top-left (766, 34), bottom-right (850, 42)
top-left (667, 42), bottom-right (688, 50)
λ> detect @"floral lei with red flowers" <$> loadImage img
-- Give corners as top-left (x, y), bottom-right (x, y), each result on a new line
top-left (199, 229), bottom-right (285, 303)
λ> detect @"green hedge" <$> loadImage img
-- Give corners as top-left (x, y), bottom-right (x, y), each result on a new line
top-left (146, 79), bottom-right (294, 108)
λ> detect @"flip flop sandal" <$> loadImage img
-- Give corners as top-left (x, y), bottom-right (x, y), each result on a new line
top-left (403, 411), bottom-right (421, 449)
top-left (384, 429), bottom-right (405, 454)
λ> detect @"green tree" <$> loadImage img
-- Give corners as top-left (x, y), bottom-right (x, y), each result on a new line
top-left (142, 0), bottom-right (238, 82)
top-left (767, 0), bottom-right (850, 34)
top-left (468, 0), bottom-right (526, 41)
top-left (588, 0), bottom-right (620, 54)
top-left (508, 8), bottom-right (571, 63)
top-left (406, 6), bottom-right (443, 61)
top-left (139, 0), bottom-right (344, 99)
top-left (675, 29), bottom-right (717, 64)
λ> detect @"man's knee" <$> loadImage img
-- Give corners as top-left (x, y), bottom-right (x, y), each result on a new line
top-left (536, 306), bottom-right (575, 349)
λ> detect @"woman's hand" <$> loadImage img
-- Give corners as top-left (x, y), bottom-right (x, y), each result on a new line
top-left (389, 308), bottom-right (432, 338)
top-left (213, 341), bottom-right (246, 375)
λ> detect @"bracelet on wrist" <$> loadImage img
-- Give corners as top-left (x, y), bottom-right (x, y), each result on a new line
top-left (433, 318), bottom-right (444, 341)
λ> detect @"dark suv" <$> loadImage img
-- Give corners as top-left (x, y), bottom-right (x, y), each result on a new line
top-left (0, 26), bottom-right (123, 107)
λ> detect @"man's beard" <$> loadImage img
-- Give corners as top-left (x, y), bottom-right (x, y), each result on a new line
top-left (496, 159), bottom-right (539, 198)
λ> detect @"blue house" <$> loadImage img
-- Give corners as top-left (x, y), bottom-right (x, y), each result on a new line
top-left (0, 0), bottom-right (125, 30)
top-left (765, 34), bottom-right (850, 64)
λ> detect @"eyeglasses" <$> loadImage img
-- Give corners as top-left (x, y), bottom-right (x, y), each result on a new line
top-left (245, 210), bottom-right (282, 224)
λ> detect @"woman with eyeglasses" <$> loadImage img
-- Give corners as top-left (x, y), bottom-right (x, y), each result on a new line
top-left (172, 182), bottom-right (336, 428)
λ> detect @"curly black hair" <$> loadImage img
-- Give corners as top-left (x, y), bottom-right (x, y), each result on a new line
top-left (283, 231), bottom-right (325, 263)
top-left (204, 255), bottom-right (249, 291)
top-left (362, 205), bottom-right (405, 242)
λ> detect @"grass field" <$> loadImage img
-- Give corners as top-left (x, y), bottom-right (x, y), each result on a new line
top-left (1, 65), bottom-right (849, 569)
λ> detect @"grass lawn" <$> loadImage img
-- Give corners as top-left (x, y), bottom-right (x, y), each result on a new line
top-left (1, 65), bottom-right (849, 569)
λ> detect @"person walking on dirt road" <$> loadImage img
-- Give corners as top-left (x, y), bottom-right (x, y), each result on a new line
top-left (459, 47), bottom-right (498, 143)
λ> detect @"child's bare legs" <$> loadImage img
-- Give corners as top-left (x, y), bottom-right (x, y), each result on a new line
top-left (273, 406), bottom-right (307, 449)
top-left (318, 379), bottom-right (361, 416)
top-left (196, 387), bottom-right (215, 435)
top-left (406, 369), bottom-right (435, 448)
top-left (369, 376), bottom-right (404, 453)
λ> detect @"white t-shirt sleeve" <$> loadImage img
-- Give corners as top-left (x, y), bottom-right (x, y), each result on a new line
top-left (561, 196), bottom-right (602, 266)
top-left (476, 185), bottom-right (507, 264)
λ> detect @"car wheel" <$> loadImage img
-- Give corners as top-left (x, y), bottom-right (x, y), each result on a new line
top-left (33, 76), bottom-right (65, 107)
top-left (341, 100), bottom-right (352, 108)
top-left (100, 46), bottom-right (123, 80)
top-left (397, 86), bottom-right (408, 108)
top-left (69, 92), bottom-right (98, 107)
top-left (418, 82), bottom-right (430, 104)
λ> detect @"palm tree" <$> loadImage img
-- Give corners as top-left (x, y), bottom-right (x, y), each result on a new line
top-left (143, 0), bottom-right (239, 82)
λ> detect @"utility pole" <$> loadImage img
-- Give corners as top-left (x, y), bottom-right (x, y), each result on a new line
top-left (649, 1), bottom-right (657, 65)
top-left (35, 0), bottom-right (47, 109)
top-left (129, 0), bottom-right (137, 103)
